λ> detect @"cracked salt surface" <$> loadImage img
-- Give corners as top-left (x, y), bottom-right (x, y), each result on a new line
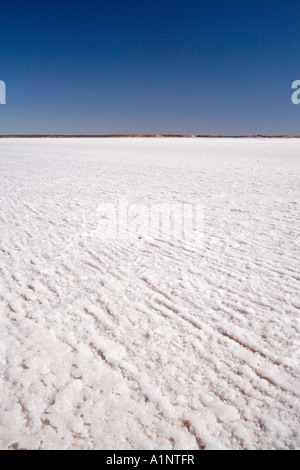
top-left (0, 138), bottom-right (299, 450)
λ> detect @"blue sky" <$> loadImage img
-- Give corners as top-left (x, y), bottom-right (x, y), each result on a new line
top-left (0, 0), bottom-right (300, 135)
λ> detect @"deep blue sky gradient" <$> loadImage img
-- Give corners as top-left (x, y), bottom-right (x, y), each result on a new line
top-left (1, 0), bottom-right (300, 134)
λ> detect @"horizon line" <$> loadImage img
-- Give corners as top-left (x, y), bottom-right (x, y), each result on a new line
top-left (1, 134), bottom-right (300, 139)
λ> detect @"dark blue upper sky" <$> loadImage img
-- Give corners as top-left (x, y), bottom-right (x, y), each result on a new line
top-left (1, 0), bottom-right (300, 135)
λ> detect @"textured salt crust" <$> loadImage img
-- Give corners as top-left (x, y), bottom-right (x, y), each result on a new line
top-left (0, 138), bottom-right (299, 450)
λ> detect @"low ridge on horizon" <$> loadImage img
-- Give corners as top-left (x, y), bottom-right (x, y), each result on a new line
top-left (1, 134), bottom-right (300, 138)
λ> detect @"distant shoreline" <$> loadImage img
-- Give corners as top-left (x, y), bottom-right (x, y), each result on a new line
top-left (0, 135), bottom-right (300, 139)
